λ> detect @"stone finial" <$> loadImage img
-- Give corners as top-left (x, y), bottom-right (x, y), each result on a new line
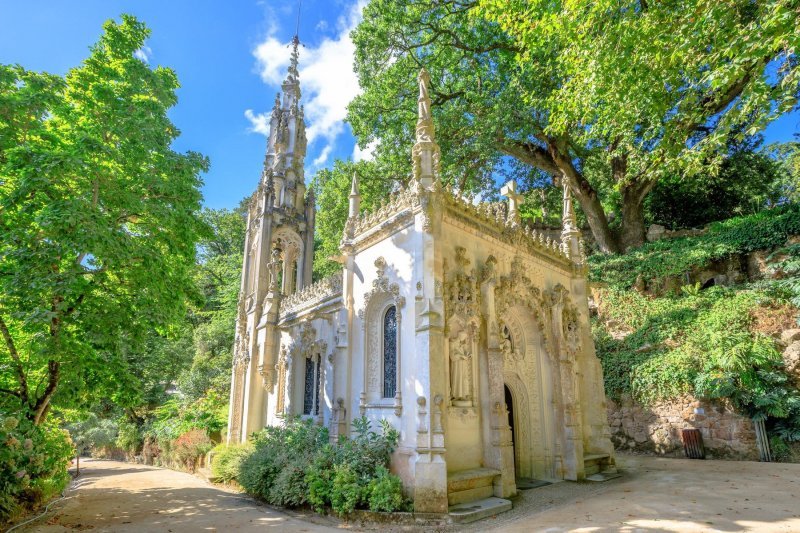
top-left (287, 35), bottom-right (300, 82)
top-left (416, 69), bottom-right (434, 142)
top-left (500, 180), bottom-right (524, 225)
top-left (348, 171), bottom-right (360, 218)
top-left (560, 177), bottom-right (582, 262)
top-left (412, 68), bottom-right (441, 187)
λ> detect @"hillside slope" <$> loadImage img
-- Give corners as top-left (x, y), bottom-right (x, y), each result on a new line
top-left (589, 206), bottom-right (800, 461)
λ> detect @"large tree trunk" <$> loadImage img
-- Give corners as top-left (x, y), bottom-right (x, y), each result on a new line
top-left (567, 174), bottom-right (620, 254)
top-left (618, 177), bottom-right (656, 251)
top-left (549, 144), bottom-right (622, 254)
top-left (619, 192), bottom-right (647, 250)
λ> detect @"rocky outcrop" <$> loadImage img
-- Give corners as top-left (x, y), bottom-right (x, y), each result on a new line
top-left (782, 332), bottom-right (800, 383)
top-left (607, 395), bottom-right (758, 460)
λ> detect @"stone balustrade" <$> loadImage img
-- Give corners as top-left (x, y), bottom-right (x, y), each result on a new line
top-left (279, 271), bottom-right (343, 316)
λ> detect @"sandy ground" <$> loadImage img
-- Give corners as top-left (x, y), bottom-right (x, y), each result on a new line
top-left (17, 459), bottom-right (340, 533)
top-left (14, 454), bottom-right (800, 532)
top-left (480, 454), bottom-right (800, 533)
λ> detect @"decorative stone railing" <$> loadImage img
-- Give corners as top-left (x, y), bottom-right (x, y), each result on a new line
top-left (348, 185), bottom-right (418, 237)
top-left (437, 184), bottom-right (572, 262)
top-left (279, 271), bottom-right (343, 316)
top-left (345, 180), bottom-right (572, 263)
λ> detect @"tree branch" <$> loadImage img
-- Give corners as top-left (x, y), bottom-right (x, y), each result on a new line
top-left (496, 136), bottom-right (560, 176)
top-left (31, 360), bottom-right (59, 425)
top-left (0, 314), bottom-right (28, 406)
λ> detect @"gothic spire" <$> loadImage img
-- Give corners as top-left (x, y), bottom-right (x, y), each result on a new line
top-left (560, 178), bottom-right (583, 263)
top-left (348, 171), bottom-right (361, 218)
top-left (412, 68), bottom-right (441, 187)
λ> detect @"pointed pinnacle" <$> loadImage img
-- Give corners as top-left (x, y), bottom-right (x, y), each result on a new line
top-left (349, 171), bottom-right (360, 197)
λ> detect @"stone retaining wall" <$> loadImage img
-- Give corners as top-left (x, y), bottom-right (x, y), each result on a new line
top-left (606, 395), bottom-right (758, 460)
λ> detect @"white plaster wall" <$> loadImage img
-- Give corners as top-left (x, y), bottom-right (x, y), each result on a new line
top-left (349, 224), bottom-right (420, 457)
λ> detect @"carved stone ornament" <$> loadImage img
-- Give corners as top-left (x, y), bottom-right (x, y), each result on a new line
top-left (275, 344), bottom-right (289, 414)
top-left (499, 321), bottom-right (524, 364)
top-left (280, 271), bottom-right (343, 315)
top-left (562, 300), bottom-right (582, 358)
top-left (494, 257), bottom-right (557, 360)
top-left (359, 257), bottom-right (406, 321)
top-left (444, 247), bottom-right (480, 325)
top-left (233, 330), bottom-right (250, 367)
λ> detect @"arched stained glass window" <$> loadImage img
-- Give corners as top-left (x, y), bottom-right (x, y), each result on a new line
top-left (303, 357), bottom-right (315, 415)
top-left (383, 305), bottom-right (397, 398)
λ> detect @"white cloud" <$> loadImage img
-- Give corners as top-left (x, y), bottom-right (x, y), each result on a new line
top-left (250, 0), bottom-right (368, 168)
top-left (313, 145), bottom-right (333, 166)
top-left (133, 46), bottom-right (152, 63)
top-left (244, 109), bottom-right (270, 135)
top-left (353, 139), bottom-right (378, 162)
top-left (315, 20), bottom-right (329, 32)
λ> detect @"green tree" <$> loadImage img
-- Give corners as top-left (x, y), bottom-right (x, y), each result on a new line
top-left (349, 0), bottom-right (799, 252)
top-left (478, 0), bottom-right (799, 249)
top-left (647, 135), bottom-right (789, 229)
top-left (311, 159), bottom-right (394, 279)
top-left (175, 206), bottom-right (247, 434)
top-left (0, 15), bottom-right (208, 424)
top-left (769, 137), bottom-right (800, 203)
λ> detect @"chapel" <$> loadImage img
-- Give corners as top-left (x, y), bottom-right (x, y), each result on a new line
top-left (226, 37), bottom-right (616, 513)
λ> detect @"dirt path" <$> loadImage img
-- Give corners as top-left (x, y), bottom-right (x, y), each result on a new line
top-left (19, 459), bottom-right (340, 532)
top-left (15, 455), bottom-right (800, 532)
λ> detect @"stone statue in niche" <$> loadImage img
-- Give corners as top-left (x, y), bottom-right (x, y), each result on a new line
top-left (499, 322), bottom-right (523, 363)
top-left (268, 247), bottom-right (282, 292)
top-left (450, 329), bottom-right (473, 406)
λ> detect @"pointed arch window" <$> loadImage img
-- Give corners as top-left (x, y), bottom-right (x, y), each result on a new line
top-left (302, 356), bottom-right (320, 416)
top-left (383, 305), bottom-right (397, 398)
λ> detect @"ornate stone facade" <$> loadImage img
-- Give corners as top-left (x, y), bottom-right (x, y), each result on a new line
top-left (227, 46), bottom-right (614, 515)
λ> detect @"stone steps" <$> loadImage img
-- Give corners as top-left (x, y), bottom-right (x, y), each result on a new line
top-left (449, 496), bottom-right (512, 524)
top-left (583, 453), bottom-right (619, 481)
top-left (447, 467), bottom-right (500, 505)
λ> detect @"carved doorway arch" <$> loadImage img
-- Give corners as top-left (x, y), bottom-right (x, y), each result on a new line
top-left (503, 372), bottom-right (531, 478)
top-left (499, 303), bottom-right (558, 480)
top-left (504, 384), bottom-right (516, 476)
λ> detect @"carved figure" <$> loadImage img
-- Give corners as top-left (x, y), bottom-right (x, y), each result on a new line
top-left (450, 330), bottom-right (471, 404)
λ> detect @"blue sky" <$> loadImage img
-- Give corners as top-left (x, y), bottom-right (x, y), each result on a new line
top-left (0, 1), bottom-right (797, 211)
top-left (0, 0), bottom-right (369, 209)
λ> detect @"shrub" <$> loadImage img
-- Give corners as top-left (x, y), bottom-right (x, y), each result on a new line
top-left (115, 419), bottom-right (142, 458)
top-left (590, 204), bottom-right (800, 289)
top-left (595, 285), bottom-right (800, 446)
top-left (305, 443), bottom-right (338, 512)
top-left (173, 429), bottom-right (213, 472)
top-left (0, 415), bottom-right (74, 524)
top-left (236, 416), bottom-right (407, 514)
top-left (210, 443), bottom-right (251, 484)
top-left (65, 414), bottom-right (118, 457)
top-left (237, 418), bottom-right (328, 505)
top-left (367, 466), bottom-right (404, 512)
top-left (330, 463), bottom-right (364, 516)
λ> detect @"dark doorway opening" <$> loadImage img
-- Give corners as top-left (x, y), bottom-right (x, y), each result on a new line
top-left (504, 384), bottom-right (516, 475)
